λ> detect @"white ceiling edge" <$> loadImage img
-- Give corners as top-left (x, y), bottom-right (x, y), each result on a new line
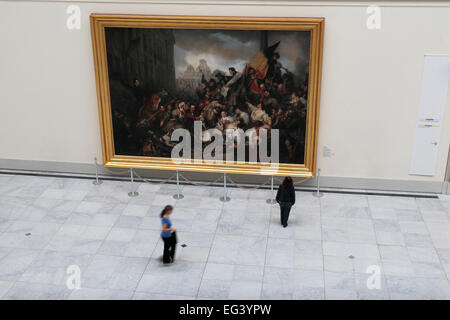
top-left (7, 0), bottom-right (450, 8)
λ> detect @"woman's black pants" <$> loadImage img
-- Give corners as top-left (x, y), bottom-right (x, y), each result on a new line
top-left (279, 202), bottom-right (292, 227)
top-left (162, 232), bottom-right (177, 263)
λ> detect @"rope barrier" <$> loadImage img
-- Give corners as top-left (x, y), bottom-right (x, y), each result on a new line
top-left (100, 165), bottom-right (130, 175)
top-left (293, 178), bottom-right (312, 185)
top-left (94, 156), bottom-right (312, 195)
top-left (178, 173), bottom-right (223, 187)
top-left (133, 170), bottom-right (176, 185)
top-left (226, 176), bottom-right (271, 190)
top-left (274, 177), bottom-right (312, 186)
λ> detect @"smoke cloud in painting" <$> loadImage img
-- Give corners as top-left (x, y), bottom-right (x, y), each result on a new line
top-left (174, 29), bottom-right (310, 83)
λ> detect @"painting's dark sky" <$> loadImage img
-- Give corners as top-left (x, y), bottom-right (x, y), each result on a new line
top-left (174, 29), bottom-right (310, 81)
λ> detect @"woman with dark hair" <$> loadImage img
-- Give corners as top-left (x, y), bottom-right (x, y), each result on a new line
top-left (160, 205), bottom-right (177, 264)
top-left (276, 177), bottom-right (295, 228)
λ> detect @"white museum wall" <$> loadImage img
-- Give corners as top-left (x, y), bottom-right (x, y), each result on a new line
top-left (0, 0), bottom-right (449, 190)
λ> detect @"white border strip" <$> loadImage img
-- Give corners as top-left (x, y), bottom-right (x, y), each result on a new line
top-left (5, 0), bottom-right (450, 8)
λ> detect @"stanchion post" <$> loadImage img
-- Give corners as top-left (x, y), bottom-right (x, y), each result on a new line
top-left (266, 176), bottom-right (276, 204)
top-left (173, 171), bottom-right (184, 200)
top-left (128, 168), bottom-right (139, 197)
top-left (92, 157), bottom-right (103, 185)
top-left (312, 168), bottom-right (323, 198)
top-left (220, 173), bottom-right (231, 202)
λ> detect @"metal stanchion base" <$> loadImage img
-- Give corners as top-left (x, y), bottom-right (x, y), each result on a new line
top-left (173, 194), bottom-right (184, 200)
top-left (92, 180), bottom-right (103, 185)
top-left (312, 192), bottom-right (323, 198)
top-left (220, 196), bottom-right (231, 202)
top-left (128, 191), bottom-right (139, 197)
top-left (266, 198), bottom-right (276, 204)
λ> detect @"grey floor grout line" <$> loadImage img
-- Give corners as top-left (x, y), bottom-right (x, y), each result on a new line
top-left (371, 201), bottom-right (391, 300)
top-left (418, 198), bottom-right (450, 290)
top-left (131, 187), bottom-right (175, 300)
top-left (1, 183), bottom-right (73, 299)
top-left (319, 197), bottom-right (327, 300)
top-left (192, 192), bottom-right (226, 300)
top-left (83, 207), bottom-right (126, 298)
top-left (260, 195), bottom-right (274, 300)
top-left (352, 199), bottom-right (366, 300)
top-left (2, 248), bottom-right (40, 300)
top-left (1, 174), bottom-right (450, 299)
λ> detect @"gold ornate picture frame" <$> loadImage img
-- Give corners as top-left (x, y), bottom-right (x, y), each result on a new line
top-left (90, 14), bottom-right (324, 177)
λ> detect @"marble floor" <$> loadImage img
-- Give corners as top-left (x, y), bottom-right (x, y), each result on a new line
top-left (0, 173), bottom-right (450, 300)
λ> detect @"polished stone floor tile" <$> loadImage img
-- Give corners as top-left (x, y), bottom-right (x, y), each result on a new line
top-left (132, 292), bottom-right (195, 300)
top-left (19, 250), bottom-right (93, 285)
top-left (325, 288), bottom-right (358, 300)
top-left (209, 235), bottom-right (267, 266)
top-left (324, 271), bottom-right (356, 291)
top-left (106, 227), bottom-right (137, 242)
top-left (198, 279), bottom-right (232, 299)
top-left (98, 240), bottom-right (130, 256)
top-left (0, 248), bottom-right (40, 281)
top-left (376, 231), bottom-right (405, 246)
top-left (323, 242), bottom-right (380, 260)
top-left (0, 196), bottom-right (34, 220)
top-left (81, 255), bottom-right (148, 291)
top-left (386, 276), bottom-right (450, 299)
top-left (323, 256), bottom-right (353, 273)
top-left (0, 280), bottom-right (13, 299)
top-left (122, 204), bottom-right (151, 217)
top-left (4, 281), bottom-right (72, 300)
top-left (217, 209), bottom-right (270, 237)
top-left (368, 196), bottom-right (418, 211)
top-left (228, 280), bottom-right (262, 299)
top-left (114, 216), bottom-right (144, 229)
top-left (136, 260), bottom-right (205, 296)
top-left (1, 173), bottom-right (450, 300)
top-left (262, 267), bottom-right (324, 300)
top-left (68, 287), bottom-right (134, 300)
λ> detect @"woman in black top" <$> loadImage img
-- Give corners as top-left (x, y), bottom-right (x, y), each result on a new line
top-left (276, 177), bottom-right (295, 228)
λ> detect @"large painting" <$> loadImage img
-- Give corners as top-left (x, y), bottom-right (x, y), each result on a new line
top-left (91, 15), bottom-right (324, 176)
